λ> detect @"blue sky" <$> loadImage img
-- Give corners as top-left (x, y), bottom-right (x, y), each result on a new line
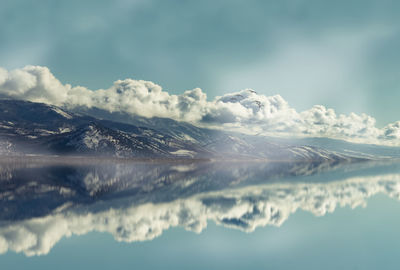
top-left (1, 0), bottom-right (399, 125)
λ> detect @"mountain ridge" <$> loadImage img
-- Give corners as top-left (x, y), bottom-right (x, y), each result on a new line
top-left (0, 99), bottom-right (392, 161)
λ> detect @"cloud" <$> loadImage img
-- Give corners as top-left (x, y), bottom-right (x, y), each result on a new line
top-left (1, 172), bottom-right (400, 256)
top-left (382, 121), bottom-right (400, 140)
top-left (0, 65), bottom-right (399, 145)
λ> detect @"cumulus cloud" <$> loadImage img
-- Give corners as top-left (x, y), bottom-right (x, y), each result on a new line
top-left (1, 172), bottom-right (400, 256)
top-left (381, 121), bottom-right (400, 140)
top-left (0, 65), bottom-right (399, 145)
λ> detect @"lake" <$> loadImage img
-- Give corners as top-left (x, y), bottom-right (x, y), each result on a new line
top-left (1, 158), bottom-right (400, 269)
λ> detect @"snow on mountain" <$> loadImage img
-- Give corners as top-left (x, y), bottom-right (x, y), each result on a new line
top-left (0, 99), bottom-right (383, 161)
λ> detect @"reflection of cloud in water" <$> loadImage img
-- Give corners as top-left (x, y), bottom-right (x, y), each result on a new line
top-left (0, 159), bottom-right (357, 221)
top-left (1, 170), bottom-right (400, 256)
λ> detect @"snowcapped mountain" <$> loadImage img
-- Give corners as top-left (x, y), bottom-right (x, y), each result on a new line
top-left (0, 99), bottom-right (381, 161)
top-left (71, 105), bottom-right (360, 161)
top-left (217, 89), bottom-right (266, 113)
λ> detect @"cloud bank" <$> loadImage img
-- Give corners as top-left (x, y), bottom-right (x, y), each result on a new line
top-left (0, 65), bottom-right (399, 145)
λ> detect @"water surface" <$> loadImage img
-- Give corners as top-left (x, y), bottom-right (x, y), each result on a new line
top-left (1, 159), bottom-right (400, 269)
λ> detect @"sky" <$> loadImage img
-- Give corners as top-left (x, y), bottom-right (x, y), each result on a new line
top-left (0, 0), bottom-right (400, 144)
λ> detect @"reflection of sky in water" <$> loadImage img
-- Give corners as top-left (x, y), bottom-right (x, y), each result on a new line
top-left (1, 160), bottom-right (400, 269)
top-left (2, 195), bottom-right (400, 270)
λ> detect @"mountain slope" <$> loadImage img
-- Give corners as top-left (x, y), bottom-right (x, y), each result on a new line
top-left (73, 105), bottom-right (400, 160)
top-left (0, 99), bottom-right (367, 161)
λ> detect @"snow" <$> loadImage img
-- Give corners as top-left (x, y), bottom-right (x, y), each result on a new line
top-left (51, 107), bottom-right (73, 119)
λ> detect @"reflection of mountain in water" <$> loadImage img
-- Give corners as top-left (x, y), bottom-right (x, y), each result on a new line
top-left (0, 159), bottom-right (400, 256)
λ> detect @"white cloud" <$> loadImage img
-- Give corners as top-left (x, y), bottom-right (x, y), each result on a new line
top-left (0, 65), bottom-right (399, 146)
top-left (382, 121), bottom-right (400, 140)
top-left (1, 172), bottom-right (400, 256)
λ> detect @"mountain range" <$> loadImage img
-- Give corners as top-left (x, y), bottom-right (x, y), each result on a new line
top-left (0, 99), bottom-right (398, 161)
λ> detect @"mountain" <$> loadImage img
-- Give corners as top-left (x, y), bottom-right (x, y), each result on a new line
top-left (275, 136), bottom-right (400, 159)
top-left (0, 100), bottom-right (215, 158)
top-left (72, 105), bottom-right (400, 160)
top-left (0, 99), bottom-right (372, 161)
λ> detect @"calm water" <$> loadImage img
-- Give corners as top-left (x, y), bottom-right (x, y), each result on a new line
top-left (1, 158), bottom-right (400, 269)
